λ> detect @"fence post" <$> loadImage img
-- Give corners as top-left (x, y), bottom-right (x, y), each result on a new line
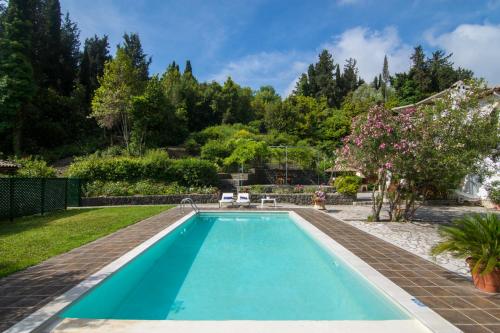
top-left (78, 179), bottom-right (82, 207)
top-left (9, 178), bottom-right (14, 222)
top-left (40, 178), bottom-right (45, 216)
top-left (64, 178), bottom-right (68, 210)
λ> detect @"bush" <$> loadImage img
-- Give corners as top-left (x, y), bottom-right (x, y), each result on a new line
top-left (488, 181), bottom-right (500, 205)
top-left (200, 140), bottom-right (231, 166)
top-left (83, 180), bottom-right (218, 197)
top-left (15, 157), bottom-right (57, 178)
top-left (171, 158), bottom-right (218, 187)
top-left (67, 155), bottom-right (145, 181)
top-left (68, 153), bottom-right (218, 187)
top-left (334, 176), bottom-right (361, 196)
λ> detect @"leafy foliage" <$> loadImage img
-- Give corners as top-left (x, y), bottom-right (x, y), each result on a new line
top-left (431, 214), bottom-right (500, 275)
top-left (83, 180), bottom-right (217, 197)
top-left (487, 181), bottom-right (500, 205)
top-left (15, 156), bottom-right (57, 177)
top-left (67, 151), bottom-right (218, 187)
top-left (334, 176), bottom-right (362, 196)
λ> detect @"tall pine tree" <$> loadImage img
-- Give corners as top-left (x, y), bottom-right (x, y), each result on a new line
top-left (0, 0), bottom-right (36, 154)
top-left (119, 32), bottom-right (151, 82)
top-left (79, 35), bottom-right (110, 102)
top-left (314, 49), bottom-right (336, 107)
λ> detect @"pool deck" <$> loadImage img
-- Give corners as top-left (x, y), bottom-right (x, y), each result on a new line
top-left (0, 207), bottom-right (499, 333)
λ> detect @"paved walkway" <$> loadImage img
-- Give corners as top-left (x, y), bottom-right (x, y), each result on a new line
top-left (0, 207), bottom-right (499, 333)
top-left (0, 208), bottom-right (190, 332)
top-left (326, 205), bottom-right (494, 277)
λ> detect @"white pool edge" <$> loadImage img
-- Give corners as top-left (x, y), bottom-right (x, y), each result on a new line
top-left (3, 211), bottom-right (197, 333)
top-left (288, 211), bottom-right (460, 333)
top-left (3, 209), bottom-right (460, 333)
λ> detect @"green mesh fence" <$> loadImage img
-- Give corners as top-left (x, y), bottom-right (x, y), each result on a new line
top-left (0, 178), bottom-right (81, 221)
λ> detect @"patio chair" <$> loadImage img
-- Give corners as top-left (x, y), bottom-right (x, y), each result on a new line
top-left (219, 192), bottom-right (235, 208)
top-left (236, 192), bottom-right (251, 207)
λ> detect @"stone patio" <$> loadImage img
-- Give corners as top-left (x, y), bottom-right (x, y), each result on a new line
top-left (326, 204), bottom-right (496, 277)
top-left (0, 207), bottom-right (499, 333)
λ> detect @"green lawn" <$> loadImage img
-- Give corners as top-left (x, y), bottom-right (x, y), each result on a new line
top-left (0, 205), bottom-right (172, 278)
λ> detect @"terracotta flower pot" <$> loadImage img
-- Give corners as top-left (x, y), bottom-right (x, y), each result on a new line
top-left (466, 258), bottom-right (500, 293)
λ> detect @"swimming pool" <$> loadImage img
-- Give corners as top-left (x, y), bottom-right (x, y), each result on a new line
top-left (61, 212), bottom-right (409, 321)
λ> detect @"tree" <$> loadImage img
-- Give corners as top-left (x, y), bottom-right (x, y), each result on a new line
top-left (252, 85), bottom-right (281, 120)
top-left (184, 60), bottom-right (192, 75)
top-left (41, 0), bottom-right (61, 90)
top-left (59, 12), bottom-right (80, 95)
top-left (293, 73), bottom-right (310, 96)
top-left (0, 0), bottom-right (36, 154)
top-left (130, 75), bottom-right (176, 152)
top-left (119, 32), bottom-right (151, 82)
top-left (341, 83), bottom-right (383, 117)
top-left (79, 35), bottom-right (110, 102)
top-left (381, 55), bottom-right (389, 101)
top-left (314, 49), bottom-right (337, 107)
top-left (91, 48), bottom-right (142, 150)
top-left (342, 80), bottom-right (498, 222)
top-left (220, 77), bottom-right (254, 124)
top-left (340, 58), bottom-right (360, 101)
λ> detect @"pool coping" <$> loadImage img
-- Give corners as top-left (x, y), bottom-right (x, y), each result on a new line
top-left (288, 211), bottom-right (459, 333)
top-left (4, 210), bottom-right (458, 333)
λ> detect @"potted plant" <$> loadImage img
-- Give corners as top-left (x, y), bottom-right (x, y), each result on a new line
top-left (431, 214), bottom-right (500, 293)
top-left (313, 189), bottom-right (326, 210)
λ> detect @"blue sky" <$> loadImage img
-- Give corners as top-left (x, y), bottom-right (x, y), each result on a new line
top-left (61, 0), bottom-right (500, 95)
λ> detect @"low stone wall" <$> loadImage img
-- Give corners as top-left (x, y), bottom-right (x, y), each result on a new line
top-left (81, 193), bottom-right (354, 207)
top-left (81, 194), bottom-right (219, 206)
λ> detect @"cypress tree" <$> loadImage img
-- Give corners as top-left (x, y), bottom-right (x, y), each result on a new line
top-left (79, 35), bottom-right (110, 102)
top-left (0, 0), bottom-right (36, 154)
top-left (314, 49), bottom-right (336, 106)
top-left (59, 12), bottom-right (80, 95)
top-left (42, 0), bottom-right (62, 90)
top-left (184, 60), bottom-right (192, 75)
top-left (307, 64), bottom-right (317, 96)
top-left (381, 55), bottom-right (390, 101)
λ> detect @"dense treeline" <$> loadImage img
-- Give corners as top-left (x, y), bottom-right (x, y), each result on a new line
top-left (0, 0), bottom-right (475, 160)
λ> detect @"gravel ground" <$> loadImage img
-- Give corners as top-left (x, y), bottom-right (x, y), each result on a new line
top-left (326, 204), bottom-right (496, 277)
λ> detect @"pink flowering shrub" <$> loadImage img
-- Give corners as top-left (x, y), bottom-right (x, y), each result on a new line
top-left (340, 80), bottom-right (497, 222)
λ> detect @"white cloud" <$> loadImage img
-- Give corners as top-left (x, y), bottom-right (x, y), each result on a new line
top-left (426, 23), bottom-right (500, 86)
top-left (211, 26), bottom-right (413, 96)
top-left (322, 26), bottom-right (412, 83)
top-left (211, 51), bottom-right (311, 96)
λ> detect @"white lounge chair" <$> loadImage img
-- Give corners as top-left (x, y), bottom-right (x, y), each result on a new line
top-left (236, 193), bottom-right (251, 207)
top-left (219, 193), bottom-right (234, 208)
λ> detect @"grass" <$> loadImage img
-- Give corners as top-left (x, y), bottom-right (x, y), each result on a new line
top-left (0, 205), bottom-right (173, 278)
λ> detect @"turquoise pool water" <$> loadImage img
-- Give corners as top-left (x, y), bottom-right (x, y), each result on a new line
top-left (62, 212), bottom-right (410, 320)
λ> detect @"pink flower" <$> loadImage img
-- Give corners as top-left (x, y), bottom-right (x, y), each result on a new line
top-left (379, 143), bottom-right (386, 149)
top-left (384, 162), bottom-right (393, 169)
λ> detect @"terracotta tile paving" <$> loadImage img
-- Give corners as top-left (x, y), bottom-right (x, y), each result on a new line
top-left (293, 208), bottom-right (500, 333)
top-left (0, 207), bottom-right (498, 333)
top-left (0, 208), bottom-right (190, 332)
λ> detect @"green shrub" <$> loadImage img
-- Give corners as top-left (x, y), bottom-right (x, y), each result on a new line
top-left (15, 157), bottom-right (57, 178)
top-left (140, 150), bottom-right (173, 180)
top-left (83, 180), bottom-right (218, 197)
top-left (171, 158), bottom-right (218, 187)
top-left (200, 140), bottom-right (231, 166)
top-left (488, 181), bottom-right (500, 205)
top-left (67, 155), bottom-right (144, 181)
top-left (334, 176), bottom-right (362, 196)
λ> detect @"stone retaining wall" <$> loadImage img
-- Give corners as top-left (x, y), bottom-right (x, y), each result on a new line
top-left (81, 193), bottom-right (354, 207)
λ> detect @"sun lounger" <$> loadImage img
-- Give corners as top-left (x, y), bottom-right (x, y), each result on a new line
top-left (236, 193), bottom-right (251, 207)
top-left (219, 193), bottom-right (234, 208)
